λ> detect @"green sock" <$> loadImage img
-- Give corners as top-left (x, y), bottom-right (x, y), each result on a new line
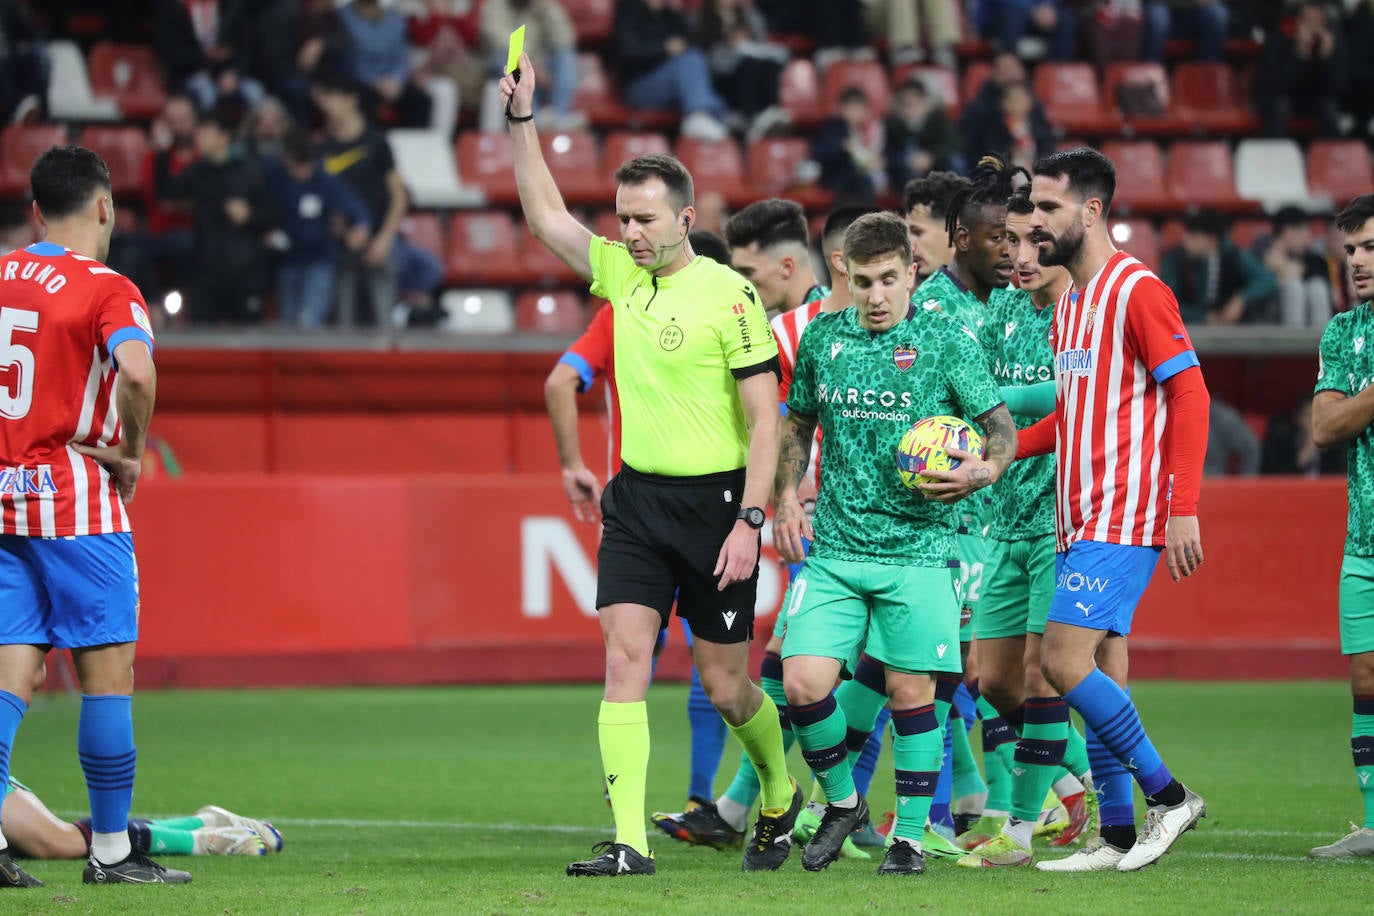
top-left (729, 692), bottom-right (793, 812)
top-left (722, 671), bottom-right (794, 808)
top-left (1354, 706), bottom-right (1374, 829)
top-left (149, 815), bottom-right (206, 831)
top-left (1009, 702), bottom-right (1071, 823)
top-left (146, 824), bottom-right (196, 855)
top-left (599, 700), bottom-right (650, 856)
top-left (950, 709), bottom-right (986, 803)
top-left (892, 705), bottom-right (945, 842)
top-left (835, 676), bottom-right (889, 755)
top-left (792, 695), bottom-right (855, 804)
top-left (1062, 721), bottom-right (1091, 780)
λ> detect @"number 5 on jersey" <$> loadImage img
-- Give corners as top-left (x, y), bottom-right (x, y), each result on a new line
top-left (0, 307), bottom-right (38, 419)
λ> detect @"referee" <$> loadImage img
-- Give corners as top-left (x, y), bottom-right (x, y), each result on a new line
top-left (501, 55), bottom-right (801, 877)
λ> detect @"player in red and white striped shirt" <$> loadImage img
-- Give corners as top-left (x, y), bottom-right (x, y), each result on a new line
top-left (1013, 149), bottom-right (1210, 873)
top-left (0, 146), bottom-right (180, 886)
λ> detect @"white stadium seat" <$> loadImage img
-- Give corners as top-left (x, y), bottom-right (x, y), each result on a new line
top-left (47, 40), bottom-right (121, 122)
top-left (439, 288), bottom-right (515, 334)
top-left (1234, 139), bottom-right (1326, 212)
top-left (387, 129), bottom-right (484, 209)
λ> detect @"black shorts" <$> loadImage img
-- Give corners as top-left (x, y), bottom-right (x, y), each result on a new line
top-left (596, 464), bottom-right (758, 644)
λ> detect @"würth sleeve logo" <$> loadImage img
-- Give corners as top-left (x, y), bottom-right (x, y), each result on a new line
top-left (732, 303), bottom-right (747, 315)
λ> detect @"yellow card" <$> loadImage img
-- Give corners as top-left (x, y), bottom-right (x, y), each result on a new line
top-left (505, 25), bottom-right (526, 75)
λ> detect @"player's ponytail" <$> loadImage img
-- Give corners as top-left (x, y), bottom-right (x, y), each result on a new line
top-left (946, 152), bottom-right (1031, 246)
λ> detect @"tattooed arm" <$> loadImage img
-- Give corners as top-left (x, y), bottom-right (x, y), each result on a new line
top-left (918, 404), bottom-right (1018, 504)
top-left (773, 411), bottom-right (818, 563)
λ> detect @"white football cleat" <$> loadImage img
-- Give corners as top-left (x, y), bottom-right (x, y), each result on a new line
top-left (1308, 825), bottom-right (1374, 858)
top-left (195, 826), bottom-right (266, 856)
top-left (197, 805), bottom-right (284, 853)
top-left (1116, 785), bottom-right (1206, 871)
top-left (1034, 838), bottom-right (1126, 872)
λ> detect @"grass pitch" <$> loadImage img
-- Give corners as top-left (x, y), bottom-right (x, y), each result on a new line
top-left (7, 680), bottom-right (1372, 914)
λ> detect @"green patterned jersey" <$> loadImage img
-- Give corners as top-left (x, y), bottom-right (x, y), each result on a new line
top-left (788, 304), bottom-right (1004, 565)
top-left (980, 287), bottom-right (1056, 541)
top-left (914, 266), bottom-right (996, 534)
top-left (1315, 302), bottom-right (1374, 557)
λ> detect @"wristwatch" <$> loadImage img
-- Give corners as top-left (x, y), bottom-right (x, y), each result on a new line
top-left (737, 506), bottom-right (766, 529)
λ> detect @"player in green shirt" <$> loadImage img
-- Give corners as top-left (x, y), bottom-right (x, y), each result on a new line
top-left (1310, 193), bottom-right (1374, 859)
top-left (956, 187), bottom-right (1097, 868)
top-left (775, 211), bottom-right (1017, 875)
top-left (501, 56), bottom-right (799, 878)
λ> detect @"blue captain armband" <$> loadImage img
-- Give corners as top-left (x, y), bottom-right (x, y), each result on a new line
top-left (1151, 349), bottom-right (1200, 384)
top-left (557, 351), bottom-right (595, 393)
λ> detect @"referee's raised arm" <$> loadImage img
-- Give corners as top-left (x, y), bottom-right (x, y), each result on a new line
top-left (500, 52), bottom-right (593, 282)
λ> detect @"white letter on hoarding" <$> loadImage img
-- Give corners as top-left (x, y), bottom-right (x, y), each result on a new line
top-left (521, 517), bottom-right (597, 618)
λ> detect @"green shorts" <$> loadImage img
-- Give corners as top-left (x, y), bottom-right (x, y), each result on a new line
top-left (978, 533), bottom-right (1057, 639)
top-left (1340, 555), bottom-right (1374, 655)
top-left (781, 554), bottom-right (962, 676)
top-left (955, 530), bottom-right (987, 644)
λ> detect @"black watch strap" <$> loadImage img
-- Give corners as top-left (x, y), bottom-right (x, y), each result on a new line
top-left (737, 506), bottom-right (765, 529)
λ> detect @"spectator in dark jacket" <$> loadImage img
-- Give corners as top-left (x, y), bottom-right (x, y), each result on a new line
top-left (0, 0), bottom-right (48, 123)
top-left (812, 86), bottom-right (886, 204)
top-left (155, 108), bottom-right (278, 324)
top-left (612, 0), bottom-right (729, 140)
top-left (970, 81), bottom-right (1056, 172)
top-left (960, 51), bottom-right (1055, 164)
top-left (262, 129), bottom-right (371, 328)
top-left (1255, 1), bottom-right (1347, 138)
top-left (1160, 210), bottom-right (1278, 326)
top-left (156, 0), bottom-right (265, 115)
top-left (338, 0), bottom-right (434, 128)
top-left (884, 78), bottom-right (963, 190)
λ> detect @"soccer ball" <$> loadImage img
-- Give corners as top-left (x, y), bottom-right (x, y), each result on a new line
top-left (895, 415), bottom-right (985, 490)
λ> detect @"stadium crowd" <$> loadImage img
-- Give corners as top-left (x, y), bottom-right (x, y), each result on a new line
top-left (0, 2), bottom-right (1368, 334)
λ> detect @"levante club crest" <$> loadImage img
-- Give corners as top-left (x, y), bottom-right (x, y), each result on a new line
top-left (893, 346), bottom-right (918, 372)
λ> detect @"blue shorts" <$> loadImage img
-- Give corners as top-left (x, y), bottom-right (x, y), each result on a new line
top-left (1046, 540), bottom-right (1161, 636)
top-left (0, 534), bottom-right (140, 648)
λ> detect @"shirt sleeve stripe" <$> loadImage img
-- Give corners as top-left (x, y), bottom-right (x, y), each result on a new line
top-left (106, 327), bottom-right (154, 357)
top-left (1151, 349), bottom-right (1200, 384)
top-left (557, 351), bottom-right (595, 393)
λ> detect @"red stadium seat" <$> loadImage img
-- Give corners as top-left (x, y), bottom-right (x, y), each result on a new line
top-left (519, 224), bottom-right (582, 286)
top-left (0, 124), bottom-right (68, 197)
top-left (78, 126), bottom-right (149, 197)
top-left (515, 290), bottom-right (587, 334)
top-left (602, 131), bottom-right (671, 170)
top-left (1166, 141), bottom-right (1253, 213)
top-left (540, 130), bottom-right (606, 206)
top-left (455, 131), bottom-right (519, 207)
top-left (401, 212), bottom-right (445, 263)
top-left (891, 64), bottom-right (960, 114)
top-left (821, 59), bottom-right (892, 119)
top-left (1171, 62), bottom-right (1258, 135)
top-left (1307, 140), bottom-right (1374, 207)
top-left (1103, 63), bottom-right (1186, 135)
top-left (779, 59), bottom-right (822, 130)
top-left (1033, 62), bottom-right (1115, 135)
top-left (746, 137), bottom-right (832, 209)
top-left (961, 61), bottom-right (992, 109)
top-left (560, 0), bottom-right (614, 46)
top-left (571, 52), bottom-right (676, 131)
top-left (1099, 141), bottom-right (1174, 215)
top-left (445, 211), bottom-right (524, 286)
top-left (1110, 219), bottom-right (1161, 272)
top-left (676, 137), bottom-right (747, 203)
top-left (87, 43), bottom-right (167, 120)
top-left (1033, 62), bottom-right (1119, 136)
top-left (592, 209), bottom-right (621, 241)
top-left (1229, 218), bottom-right (1270, 252)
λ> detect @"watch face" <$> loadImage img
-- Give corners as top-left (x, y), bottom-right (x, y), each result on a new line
top-left (741, 507), bottom-right (765, 528)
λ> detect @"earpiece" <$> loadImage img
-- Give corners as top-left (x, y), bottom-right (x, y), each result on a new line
top-left (682, 216), bottom-right (691, 235)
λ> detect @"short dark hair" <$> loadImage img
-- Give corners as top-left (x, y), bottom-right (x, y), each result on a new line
top-left (838, 86), bottom-right (869, 107)
top-left (822, 204), bottom-right (880, 252)
top-left (30, 145), bottom-right (111, 220)
top-left (1033, 147), bottom-right (1116, 213)
top-left (844, 211), bottom-right (911, 267)
top-left (1006, 185), bottom-right (1034, 216)
top-left (1272, 205), bottom-right (1309, 233)
top-left (613, 154), bottom-right (694, 213)
top-left (689, 229), bottom-right (731, 263)
top-left (313, 69), bottom-right (362, 99)
top-left (1183, 210), bottom-right (1226, 239)
top-left (901, 171), bottom-right (970, 223)
top-left (1335, 194), bottom-right (1374, 235)
top-left (198, 106), bottom-right (237, 135)
top-left (282, 127), bottom-right (314, 165)
top-left (724, 198), bottom-right (808, 251)
top-left (896, 78), bottom-right (927, 97)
